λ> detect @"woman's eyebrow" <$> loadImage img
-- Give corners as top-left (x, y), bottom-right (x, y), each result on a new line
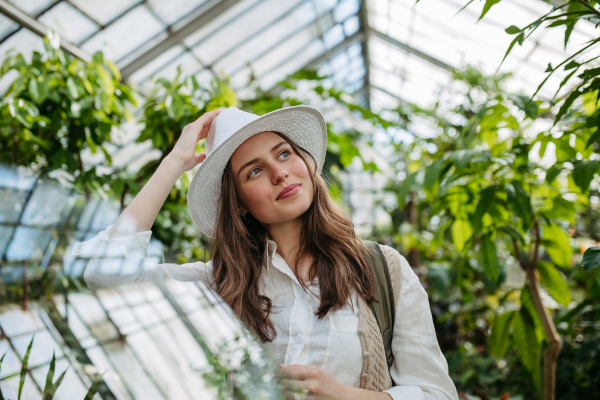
top-left (236, 141), bottom-right (288, 178)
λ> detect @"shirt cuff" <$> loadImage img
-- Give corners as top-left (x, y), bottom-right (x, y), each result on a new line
top-left (383, 385), bottom-right (426, 400)
top-left (72, 224), bottom-right (152, 259)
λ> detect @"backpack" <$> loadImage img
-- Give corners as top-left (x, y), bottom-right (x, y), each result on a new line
top-left (362, 241), bottom-right (395, 371)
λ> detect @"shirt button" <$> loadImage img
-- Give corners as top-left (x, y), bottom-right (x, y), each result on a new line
top-left (295, 334), bottom-right (304, 343)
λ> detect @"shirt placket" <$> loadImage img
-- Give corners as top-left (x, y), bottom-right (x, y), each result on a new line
top-left (270, 252), bottom-right (311, 366)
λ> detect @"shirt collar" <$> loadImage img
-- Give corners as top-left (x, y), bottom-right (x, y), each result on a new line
top-left (264, 236), bottom-right (277, 272)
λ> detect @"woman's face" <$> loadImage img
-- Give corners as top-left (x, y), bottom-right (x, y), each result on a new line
top-left (230, 131), bottom-right (314, 226)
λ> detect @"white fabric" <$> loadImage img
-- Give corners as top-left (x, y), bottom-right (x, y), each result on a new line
top-left (187, 105), bottom-right (327, 238)
top-left (72, 227), bottom-right (458, 400)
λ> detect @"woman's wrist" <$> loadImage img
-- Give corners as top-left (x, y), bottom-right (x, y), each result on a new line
top-left (342, 385), bottom-right (393, 400)
top-left (162, 154), bottom-right (186, 175)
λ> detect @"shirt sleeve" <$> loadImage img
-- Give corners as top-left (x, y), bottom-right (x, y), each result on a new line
top-left (71, 224), bottom-right (213, 290)
top-left (380, 246), bottom-right (458, 400)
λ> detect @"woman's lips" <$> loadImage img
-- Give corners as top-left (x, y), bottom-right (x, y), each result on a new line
top-left (277, 184), bottom-right (300, 200)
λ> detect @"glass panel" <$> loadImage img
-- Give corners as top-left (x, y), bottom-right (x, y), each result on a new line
top-left (30, 358), bottom-right (89, 400)
top-left (334, 0), bottom-right (360, 23)
top-left (20, 178), bottom-right (71, 227)
top-left (213, 0), bottom-right (315, 76)
top-left (5, 226), bottom-right (53, 261)
top-left (151, 51), bottom-right (203, 82)
top-left (0, 28), bottom-right (44, 65)
top-left (81, 5), bottom-right (164, 62)
top-left (129, 45), bottom-right (185, 83)
top-left (343, 15), bottom-right (359, 36)
top-left (99, 340), bottom-right (164, 399)
top-left (0, 164), bottom-right (37, 190)
top-left (0, 339), bottom-right (21, 378)
top-left (323, 24), bottom-right (344, 48)
top-left (126, 330), bottom-right (194, 399)
top-left (0, 374), bottom-right (42, 399)
top-left (38, 2), bottom-right (99, 44)
top-left (0, 13), bottom-right (18, 42)
top-left (192, 0), bottom-right (304, 65)
top-left (12, 329), bottom-right (64, 368)
top-left (89, 199), bottom-right (120, 230)
top-left (147, 0), bottom-right (208, 25)
top-left (0, 188), bottom-right (28, 224)
top-left (0, 305), bottom-right (46, 337)
top-left (70, 0), bottom-right (142, 25)
top-left (6, 0), bottom-right (55, 15)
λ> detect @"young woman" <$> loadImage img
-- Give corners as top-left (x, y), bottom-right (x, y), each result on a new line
top-left (73, 106), bottom-right (458, 400)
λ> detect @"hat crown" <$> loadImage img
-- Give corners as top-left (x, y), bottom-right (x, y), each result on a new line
top-left (205, 107), bottom-right (259, 155)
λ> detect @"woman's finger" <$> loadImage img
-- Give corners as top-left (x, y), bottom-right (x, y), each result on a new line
top-left (188, 109), bottom-right (223, 133)
top-left (278, 378), bottom-right (306, 392)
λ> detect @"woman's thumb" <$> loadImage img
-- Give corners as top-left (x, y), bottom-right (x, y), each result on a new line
top-left (195, 152), bottom-right (207, 165)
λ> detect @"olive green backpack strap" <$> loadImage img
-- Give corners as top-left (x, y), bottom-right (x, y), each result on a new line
top-left (362, 241), bottom-right (395, 370)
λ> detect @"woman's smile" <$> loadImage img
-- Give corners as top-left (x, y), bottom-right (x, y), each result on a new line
top-left (277, 183), bottom-right (300, 200)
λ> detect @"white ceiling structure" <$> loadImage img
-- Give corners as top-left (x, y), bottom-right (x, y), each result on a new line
top-left (0, 0), bottom-right (597, 112)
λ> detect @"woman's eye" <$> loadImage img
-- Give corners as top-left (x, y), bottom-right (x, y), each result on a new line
top-left (278, 150), bottom-right (290, 160)
top-left (248, 168), bottom-right (261, 178)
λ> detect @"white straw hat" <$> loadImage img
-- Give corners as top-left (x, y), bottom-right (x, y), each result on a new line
top-left (187, 105), bottom-right (327, 238)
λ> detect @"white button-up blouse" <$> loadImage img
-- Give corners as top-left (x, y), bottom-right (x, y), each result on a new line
top-left (72, 224), bottom-right (458, 400)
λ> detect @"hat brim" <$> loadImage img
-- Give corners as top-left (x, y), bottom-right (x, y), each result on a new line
top-left (187, 105), bottom-right (327, 238)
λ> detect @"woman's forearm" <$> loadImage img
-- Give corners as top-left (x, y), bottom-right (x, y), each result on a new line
top-left (343, 386), bottom-right (393, 400)
top-left (108, 155), bottom-right (185, 238)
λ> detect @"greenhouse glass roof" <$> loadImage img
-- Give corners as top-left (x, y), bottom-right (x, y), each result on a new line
top-left (1, 0), bottom-right (597, 111)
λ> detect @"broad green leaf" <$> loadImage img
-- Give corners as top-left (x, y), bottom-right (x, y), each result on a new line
top-left (513, 308), bottom-right (542, 373)
top-left (396, 171), bottom-right (418, 210)
top-left (506, 182), bottom-right (533, 229)
top-left (452, 218), bottom-right (473, 252)
top-left (479, 0), bottom-right (501, 20)
top-left (498, 33), bottom-right (524, 70)
top-left (582, 247), bottom-right (600, 270)
top-left (505, 25), bottom-right (521, 34)
top-left (472, 186), bottom-right (497, 234)
top-left (19, 334), bottom-right (35, 400)
top-left (543, 224), bottom-right (572, 267)
top-left (452, 149), bottom-right (471, 170)
top-left (548, 196), bottom-right (575, 223)
top-left (424, 158), bottom-right (444, 194)
top-left (498, 224), bottom-right (525, 245)
top-left (546, 165), bottom-right (563, 183)
top-left (510, 95), bottom-right (538, 119)
top-left (538, 261), bottom-right (571, 307)
top-left (564, 60), bottom-right (580, 71)
top-left (479, 234), bottom-right (500, 283)
top-left (489, 311), bottom-right (515, 358)
top-left (555, 88), bottom-right (580, 123)
top-left (572, 159), bottom-right (598, 193)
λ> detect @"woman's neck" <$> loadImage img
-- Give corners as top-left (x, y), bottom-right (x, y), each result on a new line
top-left (266, 218), bottom-right (312, 280)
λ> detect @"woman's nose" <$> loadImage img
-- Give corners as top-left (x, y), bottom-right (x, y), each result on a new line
top-left (271, 164), bottom-right (289, 184)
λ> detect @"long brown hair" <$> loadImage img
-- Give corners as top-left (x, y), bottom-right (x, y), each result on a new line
top-left (210, 131), bottom-right (376, 342)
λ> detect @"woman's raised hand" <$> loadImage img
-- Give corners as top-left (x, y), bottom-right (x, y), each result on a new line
top-left (167, 109), bottom-right (223, 172)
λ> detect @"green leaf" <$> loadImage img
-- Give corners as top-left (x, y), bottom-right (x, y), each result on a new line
top-left (19, 334), bottom-right (35, 400)
top-left (424, 158), bottom-right (444, 194)
top-left (582, 247), bottom-right (600, 270)
top-left (555, 88), bottom-right (580, 123)
top-left (548, 196), bottom-right (575, 223)
top-left (513, 308), bottom-right (543, 393)
top-left (84, 372), bottom-right (106, 400)
top-left (479, 234), bottom-right (500, 283)
top-left (564, 60), bottom-right (580, 71)
top-left (543, 224), bottom-right (572, 267)
top-left (472, 186), bottom-right (497, 234)
top-left (489, 311), bottom-right (515, 358)
top-left (546, 165), bottom-right (563, 183)
top-left (506, 182), bottom-right (533, 229)
top-left (498, 33), bottom-right (524, 70)
top-left (545, 63), bottom-right (553, 72)
top-left (452, 149), bottom-right (472, 169)
top-left (479, 0), bottom-right (501, 20)
top-left (397, 171), bottom-right (418, 210)
top-left (498, 224), bottom-right (525, 245)
top-left (505, 25), bottom-right (521, 34)
top-left (572, 159), bottom-right (598, 193)
top-left (510, 95), bottom-right (538, 119)
top-left (538, 261), bottom-right (571, 307)
top-left (42, 350), bottom-right (56, 400)
top-left (452, 218), bottom-right (473, 252)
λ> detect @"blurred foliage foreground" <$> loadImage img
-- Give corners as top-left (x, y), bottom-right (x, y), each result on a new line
top-left (0, 20), bottom-right (599, 400)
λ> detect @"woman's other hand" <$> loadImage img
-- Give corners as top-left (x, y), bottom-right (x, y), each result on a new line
top-left (273, 364), bottom-right (393, 400)
top-left (168, 109), bottom-right (223, 172)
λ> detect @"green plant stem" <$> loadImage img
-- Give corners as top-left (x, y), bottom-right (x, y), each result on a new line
top-left (577, 0), bottom-right (600, 19)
